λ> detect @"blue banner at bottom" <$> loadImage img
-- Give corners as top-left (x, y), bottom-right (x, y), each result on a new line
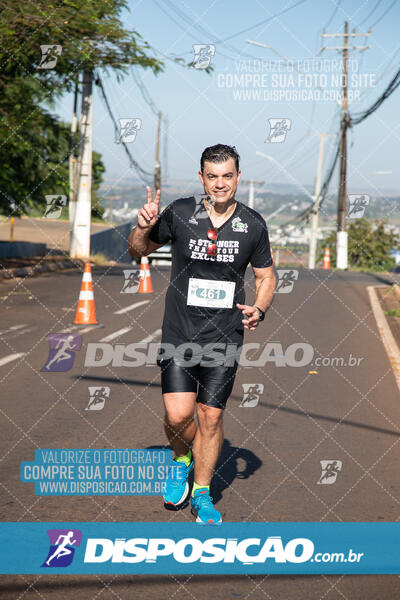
top-left (0, 522), bottom-right (399, 574)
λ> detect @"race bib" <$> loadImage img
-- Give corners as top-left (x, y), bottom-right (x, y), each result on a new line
top-left (187, 278), bottom-right (236, 309)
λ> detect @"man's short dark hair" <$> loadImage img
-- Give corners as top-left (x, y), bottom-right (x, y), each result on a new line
top-left (200, 144), bottom-right (240, 173)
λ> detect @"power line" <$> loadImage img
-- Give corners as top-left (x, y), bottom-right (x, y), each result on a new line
top-left (323, 0), bottom-right (342, 30)
top-left (151, 0), bottom-right (238, 62)
top-left (370, 0), bottom-right (397, 28)
top-left (270, 13), bottom-right (398, 235)
top-left (259, 134), bottom-right (340, 231)
top-left (130, 69), bottom-right (169, 186)
top-left (161, 0), bottom-right (242, 58)
top-left (314, 141), bottom-right (340, 213)
top-left (359, 46), bottom-right (400, 103)
top-left (215, 0), bottom-right (308, 44)
top-left (299, 37), bottom-right (400, 224)
top-left (284, 138), bottom-right (340, 228)
top-left (254, 105), bottom-right (340, 228)
top-left (358, 0), bottom-right (383, 26)
top-left (320, 22), bottom-right (371, 270)
top-left (95, 73), bottom-right (152, 184)
top-left (161, 0), bottom-right (262, 62)
top-left (149, 1), bottom-right (309, 68)
top-left (350, 65), bottom-right (400, 124)
top-left (151, 0), bottom-right (308, 59)
top-left (132, 68), bottom-right (159, 116)
top-left (283, 101), bottom-right (335, 173)
top-left (321, 51), bottom-right (400, 239)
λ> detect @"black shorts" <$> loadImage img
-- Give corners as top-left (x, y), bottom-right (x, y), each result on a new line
top-left (159, 357), bottom-right (239, 409)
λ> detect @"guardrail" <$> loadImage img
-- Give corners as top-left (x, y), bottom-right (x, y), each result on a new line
top-left (0, 241), bottom-right (47, 258)
top-left (90, 222), bottom-right (133, 263)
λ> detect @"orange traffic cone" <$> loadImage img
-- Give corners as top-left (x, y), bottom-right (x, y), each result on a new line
top-left (73, 262), bottom-right (99, 324)
top-left (322, 246), bottom-right (331, 269)
top-left (138, 256), bottom-right (153, 293)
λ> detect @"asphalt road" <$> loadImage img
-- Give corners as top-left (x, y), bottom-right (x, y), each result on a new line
top-left (0, 265), bottom-right (400, 599)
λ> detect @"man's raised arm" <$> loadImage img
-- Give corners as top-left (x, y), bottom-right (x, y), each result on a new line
top-left (128, 186), bottom-right (164, 257)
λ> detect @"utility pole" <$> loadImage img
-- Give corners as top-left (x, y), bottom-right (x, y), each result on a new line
top-left (109, 197), bottom-right (113, 225)
top-left (163, 115), bottom-right (169, 186)
top-left (70, 69), bottom-right (93, 259)
top-left (69, 80), bottom-right (79, 227)
top-left (337, 21), bottom-right (349, 270)
top-left (241, 180), bottom-right (264, 209)
top-left (320, 22), bottom-right (370, 269)
top-left (308, 132), bottom-right (336, 269)
top-left (154, 111), bottom-right (162, 192)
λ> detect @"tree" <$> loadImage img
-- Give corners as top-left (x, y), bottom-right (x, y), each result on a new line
top-left (318, 218), bottom-right (400, 271)
top-left (0, 0), bottom-right (164, 215)
top-left (91, 150), bottom-right (106, 219)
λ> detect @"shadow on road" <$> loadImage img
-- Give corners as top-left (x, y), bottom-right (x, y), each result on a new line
top-left (77, 374), bottom-right (162, 388)
top-left (144, 441), bottom-right (262, 507)
top-left (229, 394), bottom-right (400, 438)
top-left (79, 375), bottom-right (399, 436)
top-left (212, 439), bottom-right (262, 504)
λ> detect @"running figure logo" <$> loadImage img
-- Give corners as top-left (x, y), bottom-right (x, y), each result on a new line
top-left (121, 269), bottom-right (141, 293)
top-left (41, 333), bottom-right (82, 372)
top-left (347, 195), bottom-right (370, 219)
top-left (317, 460), bottom-right (342, 485)
top-left (275, 269), bottom-right (298, 293)
top-left (43, 195), bottom-right (67, 219)
top-left (265, 119), bottom-right (291, 143)
top-left (240, 384), bottom-right (264, 407)
top-left (86, 386), bottom-right (110, 411)
top-left (37, 45), bottom-right (62, 69)
top-left (116, 118), bottom-right (142, 144)
top-left (191, 44), bottom-right (216, 69)
top-left (42, 529), bottom-right (82, 567)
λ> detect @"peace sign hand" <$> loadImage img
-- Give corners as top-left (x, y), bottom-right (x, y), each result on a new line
top-left (137, 187), bottom-right (161, 229)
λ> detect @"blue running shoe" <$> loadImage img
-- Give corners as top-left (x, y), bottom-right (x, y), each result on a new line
top-left (190, 488), bottom-right (222, 525)
top-left (163, 457), bottom-right (193, 508)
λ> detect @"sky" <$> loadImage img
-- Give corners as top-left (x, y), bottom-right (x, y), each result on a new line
top-left (55, 0), bottom-right (400, 199)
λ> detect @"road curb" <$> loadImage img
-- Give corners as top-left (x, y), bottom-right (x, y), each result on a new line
top-left (0, 258), bottom-right (85, 281)
top-left (367, 285), bottom-right (400, 393)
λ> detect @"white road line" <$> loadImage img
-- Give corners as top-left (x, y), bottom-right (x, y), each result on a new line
top-left (58, 326), bottom-right (100, 334)
top-left (100, 327), bottom-right (133, 343)
top-left (367, 285), bottom-right (400, 393)
top-left (114, 300), bottom-right (150, 315)
top-left (78, 326), bottom-right (101, 334)
top-left (56, 322), bottom-right (160, 344)
top-left (0, 324), bottom-right (27, 336)
top-left (139, 329), bottom-right (162, 343)
top-left (0, 353), bottom-right (26, 367)
top-left (5, 327), bottom-right (35, 340)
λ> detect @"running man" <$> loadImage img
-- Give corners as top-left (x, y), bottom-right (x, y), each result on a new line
top-left (44, 335), bottom-right (76, 371)
top-left (128, 144), bottom-right (276, 524)
top-left (87, 387), bottom-right (108, 410)
top-left (121, 270), bottom-right (140, 293)
top-left (46, 531), bottom-right (77, 565)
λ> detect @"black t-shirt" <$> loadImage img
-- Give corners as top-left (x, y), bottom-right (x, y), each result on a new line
top-left (148, 196), bottom-right (273, 346)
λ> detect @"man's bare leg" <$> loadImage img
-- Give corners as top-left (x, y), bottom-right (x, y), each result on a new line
top-left (192, 404), bottom-right (224, 486)
top-left (163, 392), bottom-right (197, 456)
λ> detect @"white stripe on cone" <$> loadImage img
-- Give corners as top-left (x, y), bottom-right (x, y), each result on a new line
top-left (79, 291), bottom-right (94, 300)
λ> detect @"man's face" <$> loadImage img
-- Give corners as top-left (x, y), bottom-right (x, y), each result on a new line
top-left (198, 157), bottom-right (241, 205)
